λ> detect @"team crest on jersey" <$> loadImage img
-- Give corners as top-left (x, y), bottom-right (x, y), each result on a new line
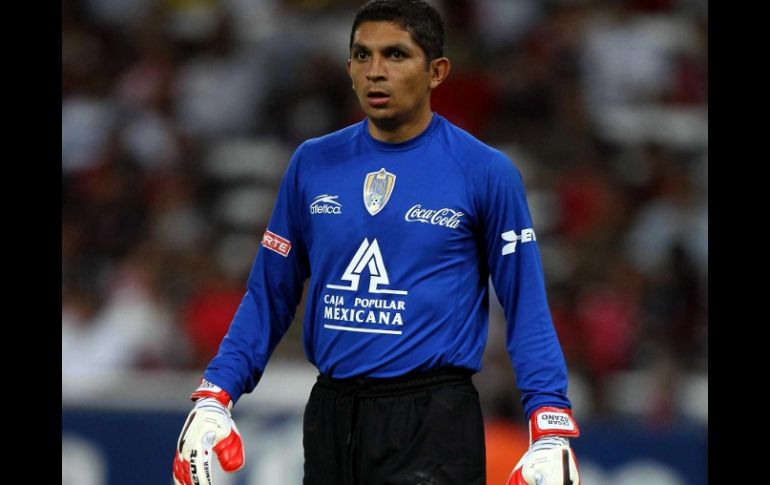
top-left (363, 168), bottom-right (396, 216)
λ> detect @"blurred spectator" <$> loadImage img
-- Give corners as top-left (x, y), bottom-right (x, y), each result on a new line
top-left (62, 244), bottom-right (177, 398)
top-left (581, 2), bottom-right (681, 114)
top-left (182, 254), bottom-right (248, 367)
top-left (145, 169), bottom-right (210, 251)
top-left (173, 11), bottom-right (269, 137)
top-left (432, 67), bottom-right (497, 137)
top-left (574, 261), bottom-right (642, 380)
top-left (81, 0), bottom-right (155, 28)
top-left (61, 96), bottom-right (118, 175)
top-left (624, 151), bottom-right (707, 277)
top-left (472, 0), bottom-right (543, 49)
top-left (555, 150), bottom-right (627, 243)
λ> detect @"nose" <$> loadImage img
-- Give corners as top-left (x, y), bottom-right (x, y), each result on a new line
top-left (366, 54), bottom-right (386, 82)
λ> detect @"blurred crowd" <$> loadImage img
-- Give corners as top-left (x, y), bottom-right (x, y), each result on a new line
top-left (62, 0), bottom-right (707, 427)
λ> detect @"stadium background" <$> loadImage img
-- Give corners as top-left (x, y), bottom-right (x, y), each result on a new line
top-left (61, 0), bottom-right (708, 483)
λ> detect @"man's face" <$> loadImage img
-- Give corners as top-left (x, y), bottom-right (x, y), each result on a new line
top-left (348, 21), bottom-right (434, 128)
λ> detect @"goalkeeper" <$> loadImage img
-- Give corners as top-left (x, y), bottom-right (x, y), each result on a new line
top-left (173, 1), bottom-right (580, 484)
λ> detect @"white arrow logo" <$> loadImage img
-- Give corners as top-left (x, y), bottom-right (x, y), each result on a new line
top-left (326, 239), bottom-right (408, 295)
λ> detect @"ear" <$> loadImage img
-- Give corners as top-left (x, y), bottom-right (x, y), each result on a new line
top-left (428, 57), bottom-right (451, 90)
top-left (346, 58), bottom-right (352, 78)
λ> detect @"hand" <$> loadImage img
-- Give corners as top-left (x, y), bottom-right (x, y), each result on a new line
top-left (507, 406), bottom-right (580, 485)
top-left (507, 436), bottom-right (579, 485)
top-left (173, 382), bottom-right (245, 485)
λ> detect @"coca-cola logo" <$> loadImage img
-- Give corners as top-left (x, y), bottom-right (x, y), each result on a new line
top-left (404, 204), bottom-right (464, 229)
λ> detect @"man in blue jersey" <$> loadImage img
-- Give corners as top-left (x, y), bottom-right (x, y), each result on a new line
top-left (173, 1), bottom-right (581, 484)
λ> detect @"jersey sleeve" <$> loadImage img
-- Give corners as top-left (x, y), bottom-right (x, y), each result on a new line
top-left (474, 151), bottom-right (572, 419)
top-left (202, 147), bottom-right (311, 403)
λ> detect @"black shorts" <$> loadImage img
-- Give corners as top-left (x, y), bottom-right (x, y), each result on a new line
top-left (302, 367), bottom-right (486, 485)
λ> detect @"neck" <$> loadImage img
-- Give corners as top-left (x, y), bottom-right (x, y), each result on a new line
top-left (367, 109), bottom-right (434, 144)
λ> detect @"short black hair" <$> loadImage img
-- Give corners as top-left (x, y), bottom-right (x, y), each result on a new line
top-left (350, 0), bottom-right (445, 63)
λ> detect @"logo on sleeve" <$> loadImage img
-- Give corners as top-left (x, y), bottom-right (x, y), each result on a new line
top-left (310, 194), bottom-right (342, 215)
top-left (501, 228), bottom-right (536, 255)
top-left (261, 229), bottom-right (292, 257)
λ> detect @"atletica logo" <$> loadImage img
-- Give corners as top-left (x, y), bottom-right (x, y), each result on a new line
top-left (326, 238), bottom-right (408, 295)
top-left (404, 204), bottom-right (464, 229)
top-left (310, 194), bottom-right (342, 215)
top-left (501, 228), bottom-right (536, 255)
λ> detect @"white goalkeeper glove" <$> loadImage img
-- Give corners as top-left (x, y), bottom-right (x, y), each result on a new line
top-left (172, 380), bottom-right (245, 485)
top-left (507, 406), bottom-right (581, 485)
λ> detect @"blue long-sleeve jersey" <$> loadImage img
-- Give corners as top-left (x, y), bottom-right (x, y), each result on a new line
top-left (204, 114), bottom-right (571, 418)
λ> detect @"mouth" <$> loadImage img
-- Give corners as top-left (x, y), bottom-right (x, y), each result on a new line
top-left (366, 90), bottom-right (390, 107)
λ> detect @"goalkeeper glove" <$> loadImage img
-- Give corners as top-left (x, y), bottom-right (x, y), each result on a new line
top-left (507, 406), bottom-right (580, 485)
top-left (172, 380), bottom-right (245, 485)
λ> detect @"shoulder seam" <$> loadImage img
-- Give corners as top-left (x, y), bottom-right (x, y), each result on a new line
top-left (303, 123), bottom-right (364, 154)
top-left (433, 131), bottom-right (501, 219)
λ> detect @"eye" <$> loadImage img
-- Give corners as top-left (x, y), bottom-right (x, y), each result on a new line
top-left (354, 50), bottom-right (369, 61)
top-left (389, 50), bottom-right (405, 60)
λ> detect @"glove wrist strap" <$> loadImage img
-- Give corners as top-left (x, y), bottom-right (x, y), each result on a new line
top-left (190, 379), bottom-right (233, 409)
top-left (529, 406), bottom-right (580, 444)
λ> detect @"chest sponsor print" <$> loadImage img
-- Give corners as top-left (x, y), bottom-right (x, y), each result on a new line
top-left (404, 204), bottom-right (464, 229)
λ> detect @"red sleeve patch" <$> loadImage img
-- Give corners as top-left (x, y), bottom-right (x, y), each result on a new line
top-left (261, 230), bottom-right (292, 257)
